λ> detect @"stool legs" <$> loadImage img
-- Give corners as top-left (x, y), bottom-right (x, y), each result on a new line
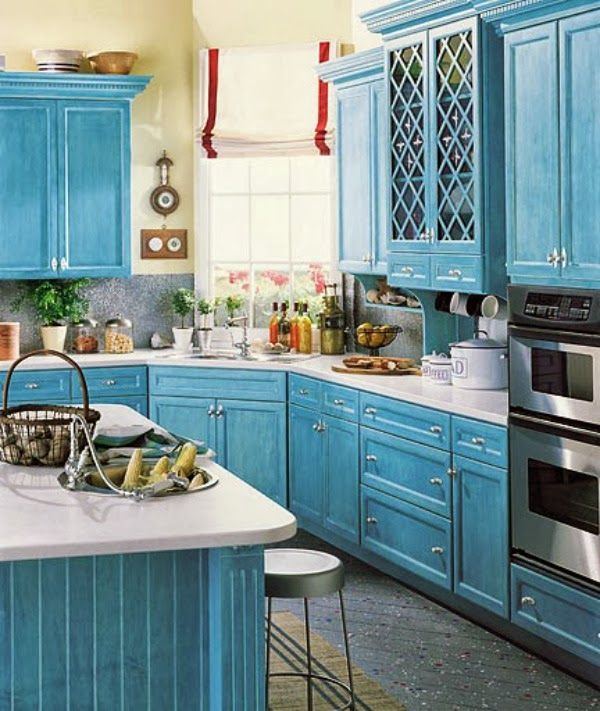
top-left (265, 597), bottom-right (273, 710)
top-left (339, 591), bottom-right (355, 710)
top-left (303, 598), bottom-right (314, 711)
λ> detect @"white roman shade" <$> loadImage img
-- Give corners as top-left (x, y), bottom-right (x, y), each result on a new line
top-left (197, 41), bottom-right (337, 158)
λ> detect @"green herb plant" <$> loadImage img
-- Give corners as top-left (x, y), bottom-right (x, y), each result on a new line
top-left (14, 280), bottom-right (90, 326)
top-left (172, 288), bottom-right (197, 328)
top-left (196, 297), bottom-right (219, 329)
top-left (224, 294), bottom-right (244, 320)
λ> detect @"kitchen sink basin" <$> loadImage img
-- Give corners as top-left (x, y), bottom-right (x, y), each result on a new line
top-left (155, 350), bottom-right (317, 364)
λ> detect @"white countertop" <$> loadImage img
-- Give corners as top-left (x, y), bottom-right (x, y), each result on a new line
top-left (0, 405), bottom-right (297, 563)
top-left (0, 349), bottom-right (509, 425)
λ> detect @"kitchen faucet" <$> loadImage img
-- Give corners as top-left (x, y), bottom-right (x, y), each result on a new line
top-left (226, 314), bottom-right (252, 358)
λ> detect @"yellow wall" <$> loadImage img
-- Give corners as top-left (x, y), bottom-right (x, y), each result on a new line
top-left (352, 0), bottom-right (383, 51)
top-left (0, 0), bottom-right (195, 275)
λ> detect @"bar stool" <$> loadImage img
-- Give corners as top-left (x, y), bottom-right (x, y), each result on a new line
top-left (265, 548), bottom-right (355, 710)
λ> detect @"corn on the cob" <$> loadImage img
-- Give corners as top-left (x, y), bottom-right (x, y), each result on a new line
top-left (171, 442), bottom-right (197, 478)
top-left (145, 455), bottom-right (171, 485)
top-left (121, 449), bottom-right (144, 491)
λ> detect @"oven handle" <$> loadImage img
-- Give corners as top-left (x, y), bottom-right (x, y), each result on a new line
top-left (509, 324), bottom-right (600, 348)
top-left (510, 411), bottom-right (600, 445)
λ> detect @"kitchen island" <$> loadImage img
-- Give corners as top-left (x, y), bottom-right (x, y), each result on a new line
top-left (0, 406), bottom-right (296, 710)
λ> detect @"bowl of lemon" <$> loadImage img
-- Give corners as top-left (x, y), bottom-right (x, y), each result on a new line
top-left (354, 323), bottom-right (402, 355)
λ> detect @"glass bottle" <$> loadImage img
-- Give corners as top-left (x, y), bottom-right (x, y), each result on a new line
top-left (268, 301), bottom-right (279, 345)
top-left (318, 284), bottom-right (345, 355)
top-left (290, 302), bottom-right (300, 351)
top-left (278, 302), bottom-right (291, 349)
top-left (298, 303), bottom-right (313, 354)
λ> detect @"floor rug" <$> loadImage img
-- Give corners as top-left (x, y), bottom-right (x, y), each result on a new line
top-left (268, 611), bottom-right (406, 710)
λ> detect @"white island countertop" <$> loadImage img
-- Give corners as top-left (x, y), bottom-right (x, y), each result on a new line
top-left (0, 349), bottom-right (508, 425)
top-left (0, 405), bottom-right (297, 563)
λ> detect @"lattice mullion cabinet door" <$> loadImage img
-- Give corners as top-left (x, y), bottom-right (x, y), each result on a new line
top-left (386, 31), bottom-right (431, 252)
top-left (428, 18), bottom-right (482, 255)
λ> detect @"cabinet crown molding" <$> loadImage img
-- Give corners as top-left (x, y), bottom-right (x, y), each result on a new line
top-left (317, 47), bottom-right (384, 84)
top-left (360, 0), bottom-right (474, 36)
top-left (0, 72), bottom-right (152, 100)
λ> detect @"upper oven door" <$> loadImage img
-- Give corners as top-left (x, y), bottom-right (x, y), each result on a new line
top-left (511, 417), bottom-right (600, 583)
top-left (510, 327), bottom-right (600, 427)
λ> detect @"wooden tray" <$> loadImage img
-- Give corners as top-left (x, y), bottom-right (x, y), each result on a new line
top-left (333, 355), bottom-right (420, 376)
top-left (332, 365), bottom-right (421, 376)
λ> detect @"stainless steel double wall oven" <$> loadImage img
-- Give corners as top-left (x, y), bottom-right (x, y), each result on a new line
top-left (508, 285), bottom-right (600, 585)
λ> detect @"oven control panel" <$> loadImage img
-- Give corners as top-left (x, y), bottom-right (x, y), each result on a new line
top-left (523, 292), bottom-right (592, 322)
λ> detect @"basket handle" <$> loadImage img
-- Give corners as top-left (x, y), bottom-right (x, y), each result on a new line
top-left (2, 349), bottom-right (91, 417)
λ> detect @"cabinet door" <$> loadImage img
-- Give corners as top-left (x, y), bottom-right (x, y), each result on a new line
top-left (216, 400), bottom-right (287, 505)
top-left (371, 80), bottom-right (388, 273)
top-left (337, 83), bottom-right (373, 273)
top-left (453, 456), bottom-right (509, 617)
top-left (505, 24), bottom-right (560, 277)
top-left (387, 32), bottom-right (429, 251)
top-left (559, 10), bottom-right (600, 282)
top-left (149, 396), bottom-right (215, 451)
top-left (0, 99), bottom-right (57, 278)
top-left (57, 101), bottom-right (130, 277)
top-left (289, 404), bottom-right (323, 524)
top-left (429, 19), bottom-right (481, 253)
top-left (323, 415), bottom-right (359, 543)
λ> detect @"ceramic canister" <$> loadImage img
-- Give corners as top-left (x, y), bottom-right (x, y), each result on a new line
top-left (0, 323), bottom-right (20, 361)
top-left (428, 354), bottom-right (452, 385)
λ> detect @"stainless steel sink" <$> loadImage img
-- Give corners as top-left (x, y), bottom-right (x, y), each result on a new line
top-left (155, 350), bottom-right (317, 364)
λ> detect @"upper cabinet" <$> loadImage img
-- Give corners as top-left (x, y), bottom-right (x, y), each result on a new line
top-left (319, 49), bottom-right (388, 275)
top-left (504, 8), bottom-right (600, 285)
top-left (0, 73), bottom-right (150, 279)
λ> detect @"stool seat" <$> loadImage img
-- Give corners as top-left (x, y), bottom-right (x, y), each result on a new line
top-left (265, 548), bottom-right (345, 599)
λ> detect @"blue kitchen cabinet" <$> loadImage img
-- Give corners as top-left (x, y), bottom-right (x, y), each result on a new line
top-left (318, 48), bottom-right (387, 275)
top-left (453, 455), bottom-right (509, 617)
top-left (289, 404), bottom-right (324, 524)
top-left (150, 395), bottom-right (215, 450)
top-left (215, 399), bottom-right (287, 505)
top-left (0, 74), bottom-right (150, 279)
top-left (504, 8), bottom-right (600, 284)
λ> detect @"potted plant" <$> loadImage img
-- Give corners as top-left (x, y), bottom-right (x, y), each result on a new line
top-left (196, 297), bottom-right (218, 352)
top-left (224, 294), bottom-right (245, 322)
top-left (171, 288), bottom-right (196, 351)
top-left (14, 280), bottom-right (90, 352)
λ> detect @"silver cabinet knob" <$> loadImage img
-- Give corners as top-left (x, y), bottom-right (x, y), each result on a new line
top-left (366, 516), bottom-right (378, 525)
top-left (430, 425), bottom-right (442, 434)
top-left (319, 421), bottom-right (327, 432)
top-left (365, 454), bottom-right (377, 462)
top-left (471, 436), bottom-right (485, 446)
top-left (428, 227), bottom-right (436, 241)
top-left (521, 596), bottom-right (536, 607)
top-left (429, 477), bottom-right (443, 486)
top-left (333, 399), bottom-right (345, 406)
top-left (60, 257), bottom-right (68, 270)
top-left (215, 405), bottom-right (224, 417)
top-left (547, 247), bottom-right (559, 268)
top-left (298, 388), bottom-right (309, 396)
top-left (24, 383), bottom-right (39, 390)
top-left (312, 423), bottom-right (320, 431)
top-left (207, 405), bottom-right (216, 417)
top-left (364, 407), bottom-right (377, 416)
top-left (419, 231), bottom-right (429, 241)
top-left (446, 466), bottom-right (457, 477)
top-left (50, 257), bottom-right (58, 272)
top-left (448, 269), bottom-right (462, 278)
top-left (102, 379), bottom-right (116, 386)
top-left (560, 248), bottom-right (567, 267)
top-left (431, 546), bottom-right (444, 555)
top-left (400, 265), bottom-right (414, 275)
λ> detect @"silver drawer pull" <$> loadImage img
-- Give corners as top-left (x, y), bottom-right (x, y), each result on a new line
top-left (448, 269), bottom-right (462, 278)
top-left (24, 383), bottom-right (39, 390)
top-left (215, 405), bottom-right (224, 418)
top-left (430, 425), bottom-right (442, 434)
top-left (312, 423), bottom-right (320, 431)
top-left (400, 265), bottom-right (414, 275)
top-left (431, 546), bottom-right (444, 555)
top-left (521, 596), bottom-right (536, 607)
top-left (102, 379), bottom-right (117, 386)
top-left (366, 516), bottom-right (378, 525)
top-left (471, 436), bottom-right (485, 446)
top-left (365, 454), bottom-right (377, 462)
top-left (364, 407), bottom-right (377, 416)
top-left (298, 388), bottom-right (309, 395)
top-left (429, 477), bottom-right (443, 486)
top-left (207, 405), bottom-right (216, 417)
top-left (333, 399), bottom-right (345, 406)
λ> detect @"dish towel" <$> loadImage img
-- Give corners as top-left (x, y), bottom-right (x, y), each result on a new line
top-left (197, 41), bottom-right (338, 158)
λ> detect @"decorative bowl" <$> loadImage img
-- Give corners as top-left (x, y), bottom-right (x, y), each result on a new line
top-left (354, 325), bottom-right (402, 354)
top-left (87, 51), bottom-right (138, 75)
top-left (33, 49), bottom-right (83, 73)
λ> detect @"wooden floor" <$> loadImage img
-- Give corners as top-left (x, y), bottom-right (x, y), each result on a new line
top-left (271, 531), bottom-right (599, 710)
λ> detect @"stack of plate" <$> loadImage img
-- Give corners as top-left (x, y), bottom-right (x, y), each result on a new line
top-left (33, 49), bottom-right (83, 73)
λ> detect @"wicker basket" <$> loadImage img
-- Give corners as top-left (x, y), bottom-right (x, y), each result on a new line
top-left (0, 350), bottom-right (101, 467)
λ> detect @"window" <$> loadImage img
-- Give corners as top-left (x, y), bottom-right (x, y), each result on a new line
top-left (196, 156), bottom-right (337, 327)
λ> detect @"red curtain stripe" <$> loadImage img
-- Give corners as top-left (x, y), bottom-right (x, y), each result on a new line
top-left (315, 41), bottom-right (331, 156)
top-left (202, 48), bottom-right (219, 159)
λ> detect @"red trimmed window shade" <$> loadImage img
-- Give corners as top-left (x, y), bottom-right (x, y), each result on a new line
top-left (198, 41), bottom-right (337, 158)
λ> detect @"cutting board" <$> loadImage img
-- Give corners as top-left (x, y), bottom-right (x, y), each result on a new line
top-left (332, 365), bottom-right (421, 376)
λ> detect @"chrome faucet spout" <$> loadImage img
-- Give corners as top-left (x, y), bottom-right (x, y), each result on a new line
top-left (225, 314), bottom-right (251, 358)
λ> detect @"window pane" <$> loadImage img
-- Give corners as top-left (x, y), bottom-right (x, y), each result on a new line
top-left (211, 195), bottom-right (250, 261)
top-left (291, 194), bottom-right (331, 261)
top-left (293, 263), bottom-right (330, 319)
top-left (251, 195), bottom-right (290, 261)
top-left (253, 267), bottom-right (290, 328)
top-left (213, 265), bottom-right (251, 324)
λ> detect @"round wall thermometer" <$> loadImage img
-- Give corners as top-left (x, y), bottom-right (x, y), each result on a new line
top-left (150, 150), bottom-right (180, 216)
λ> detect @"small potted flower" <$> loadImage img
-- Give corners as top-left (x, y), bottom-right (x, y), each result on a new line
top-left (196, 297), bottom-right (218, 352)
top-left (171, 288), bottom-right (196, 352)
top-left (224, 294), bottom-right (245, 322)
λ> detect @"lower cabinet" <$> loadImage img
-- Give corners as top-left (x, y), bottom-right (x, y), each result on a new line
top-left (89, 394), bottom-right (148, 416)
top-left (452, 456), bottom-right (509, 617)
top-left (150, 395), bottom-right (287, 506)
top-left (289, 404), bottom-right (359, 544)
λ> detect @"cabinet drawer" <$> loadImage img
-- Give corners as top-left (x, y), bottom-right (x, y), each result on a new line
top-left (83, 394), bottom-right (148, 417)
top-left (452, 416), bottom-right (508, 468)
top-left (322, 382), bottom-right (358, 422)
top-left (431, 256), bottom-right (484, 293)
top-left (511, 564), bottom-right (600, 665)
top-left (361, 427), bottom-right (452, 518)
top-left (362, 486), bottom-right (452, 589)
top-left (359, 392), bottom-right (450, 449)
top-left (0, 369), bottom-right (71, 404)
top-left (149, 366), bottom-right (286, 402)
top-left (73, 366), bottom-right (147, 399)
top-left (387, 255), bottom-right (430, 288)
top-left (289, 374), bottom-right (322, 410)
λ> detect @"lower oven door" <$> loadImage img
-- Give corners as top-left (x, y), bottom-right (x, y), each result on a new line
top-left (511, 417), bottom-right (600, 583)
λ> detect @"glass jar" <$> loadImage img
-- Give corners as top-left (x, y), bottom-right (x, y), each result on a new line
top-left (104, 315), bottom-right (134, 354)
top-left (70, 318), bottom-right (99, 353)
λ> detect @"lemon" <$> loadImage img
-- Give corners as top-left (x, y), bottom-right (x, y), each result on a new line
top-left (357, 322), bottom-right (373, 347)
